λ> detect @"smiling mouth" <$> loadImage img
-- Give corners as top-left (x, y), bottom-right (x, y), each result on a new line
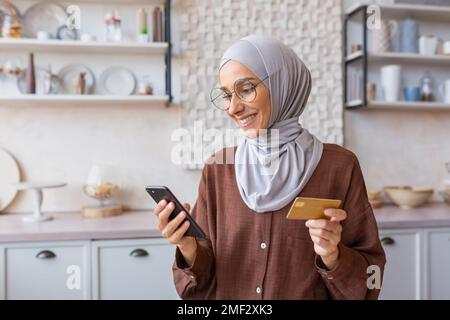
top-left (238, 114), bottom-right (257, 127)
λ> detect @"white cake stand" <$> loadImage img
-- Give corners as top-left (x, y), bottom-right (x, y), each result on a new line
top-left (13, 182), bottom-right (67, 223)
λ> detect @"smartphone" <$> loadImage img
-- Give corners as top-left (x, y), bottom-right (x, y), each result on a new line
top-left (145, 186), bottom-right (207, 238)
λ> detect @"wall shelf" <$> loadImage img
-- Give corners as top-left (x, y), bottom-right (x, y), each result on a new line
top-left (346, 100), bottom-right (450, 111)
top-left (345, 52), bottom-right (450, 65)
top-left (343, 3), bottom-right (450, 109)
top-left (0, 95), bottom-right (170, 107)
top-left (0, 38), bottom-right (168, 55)
top-left (346, 2), bottom-right (450, 21)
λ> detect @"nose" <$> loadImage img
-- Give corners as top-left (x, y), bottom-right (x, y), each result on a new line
top-left (227, 93), bottom-right (244, 115)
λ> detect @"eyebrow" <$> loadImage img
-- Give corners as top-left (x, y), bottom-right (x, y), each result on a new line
top-left (219, 77), bottom-right (257, 91)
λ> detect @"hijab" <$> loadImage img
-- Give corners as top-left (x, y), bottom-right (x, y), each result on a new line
top-left (219, 35), bottom-right (324, 212)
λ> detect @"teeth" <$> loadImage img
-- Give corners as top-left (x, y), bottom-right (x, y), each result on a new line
top-left (239, 114), bottom-right (256, 125)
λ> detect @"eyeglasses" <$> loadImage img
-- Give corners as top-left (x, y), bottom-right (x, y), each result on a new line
top-left (210, 76), bottom-right (268, 111)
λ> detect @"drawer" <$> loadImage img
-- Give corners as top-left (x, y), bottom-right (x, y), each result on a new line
top-left (379, 231), bottom-right (421, 300)
top-left (427, 229), bottom-right (450, 299)
top-left (92, 238), bottom-right (179, 300)
top-left (4, 241), bottom-right (90, 300)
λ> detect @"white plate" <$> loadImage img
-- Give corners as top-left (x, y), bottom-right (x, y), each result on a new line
top-left (22, 2), bottom-right (67, 39)
top-left (98, 67), bottom-right (136, 96)
top-left (0, 148), bottom-right (20, 212)
top-left (58, 64), bottom-right (95, 94)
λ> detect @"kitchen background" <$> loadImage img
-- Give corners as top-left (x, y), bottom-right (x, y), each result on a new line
top-left (0, 0), bottom-right (450, 300)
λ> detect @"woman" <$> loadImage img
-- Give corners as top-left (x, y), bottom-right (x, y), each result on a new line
top-left (155, 35), bottom-right (386, 300)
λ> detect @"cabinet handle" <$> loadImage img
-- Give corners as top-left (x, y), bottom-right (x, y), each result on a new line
top-left (35, 250), bottom-right (56, 259)
top-left (381, 237), bottom-right (395, 245)
top-left (129, 248), bottom-right (149, 258)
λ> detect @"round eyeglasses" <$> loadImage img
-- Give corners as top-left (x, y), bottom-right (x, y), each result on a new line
top-left (210, 76), bottom-right (268, 111)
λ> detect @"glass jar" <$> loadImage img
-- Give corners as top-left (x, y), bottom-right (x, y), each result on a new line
top-left (1, 14), bottom-right (22, 38)
top-left (420, 72), bottom-right (435, 102)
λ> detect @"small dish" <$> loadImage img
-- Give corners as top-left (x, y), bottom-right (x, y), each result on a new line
top-left (98, 66), bottom-right (136, 96)
top-left (384, 186), bottom-right (434, 209)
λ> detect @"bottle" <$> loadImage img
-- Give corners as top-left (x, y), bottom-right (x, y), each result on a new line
top-left (137, 8), bottom-right (148, 41)
top-left (153, 7), bottom-right (162, 42)
top-left (25, 53), bottom-right (36, 94)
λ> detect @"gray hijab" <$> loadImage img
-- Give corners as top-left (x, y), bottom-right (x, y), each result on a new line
top-left (219, 35), bottom-right (324, 213)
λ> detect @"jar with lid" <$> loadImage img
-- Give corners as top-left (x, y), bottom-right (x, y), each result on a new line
top-left (1, 14), bottom-right (22, 38)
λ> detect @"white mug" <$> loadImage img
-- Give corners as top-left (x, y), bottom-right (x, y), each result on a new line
top-left (37, 31), bottom-right (51, 40)
top-left (381, 65), bottom-right (402, 102)
top-left (439, 79), bottom-right (450, 104)
top-left (443, 41), bottom-right (450, 55)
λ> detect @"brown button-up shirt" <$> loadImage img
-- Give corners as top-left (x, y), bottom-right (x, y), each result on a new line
top-left (173, 144), bottom-right (386, 300)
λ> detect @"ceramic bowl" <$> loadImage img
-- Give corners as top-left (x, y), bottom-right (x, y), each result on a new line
top-left (367, 190), bottom-right (382, 201)
top-left (384, 186), bottom-right (433, 209)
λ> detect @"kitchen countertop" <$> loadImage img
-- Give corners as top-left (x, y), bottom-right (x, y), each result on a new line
top-left (373, 202), bottom-right (450, 229)
top-left (1, 203), bottom-right (450, 242)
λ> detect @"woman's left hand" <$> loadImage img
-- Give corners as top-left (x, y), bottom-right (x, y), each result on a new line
top-left (305, 208), bottom-right (347, 270)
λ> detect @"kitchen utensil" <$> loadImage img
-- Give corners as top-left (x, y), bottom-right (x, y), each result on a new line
top-left (14, 182), bottom-right (67, 222)
top-left (400, 18), bottom-right (418, 53)
top-left (58, 64), bottom-right (95, 94)
top-left (17, 66), bottom-right (48, 95)
top-left (22, 2), bottom-right (67, 39)
top-left (372, 20), bottom-right (398, 53)
top-left (419, 35), bottom-right (439, 55)
top-left (384, 186), bottom-right (433, 209)
top-left (420, 72), bottom-right (435, 102)
top-left (43, 65), bottom-right (60, 95)
top-left (438, 79), bottom-right (450, 104)
top-left (0, 147), bottom-right (20, 212)
top-left (404, 86), bottom-right (421, 102)
top-left (98, 66), bottom-right (136, 96)
top-left (381, 65), bottom-right (402, 102)
top-left (24, 53), bottom-right (36, 94)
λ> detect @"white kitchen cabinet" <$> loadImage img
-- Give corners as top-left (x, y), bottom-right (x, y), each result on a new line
top-left (425, 229), bottom-right (450, 299)
top-left (379, 230), bottom-right (422, 300)
top-left (92, 238), bottom-right (179, 300)
top-left (2, 241), bottom-right (91, 300)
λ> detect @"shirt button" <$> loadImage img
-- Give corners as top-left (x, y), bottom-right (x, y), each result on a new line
top-left (260, 242), bottom-right (267, 249)
top-left (256, 287), bottom-right (262, 294)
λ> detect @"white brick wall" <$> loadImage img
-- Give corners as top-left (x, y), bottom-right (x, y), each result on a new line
top-left (178, 0), bottom-right (344, 169)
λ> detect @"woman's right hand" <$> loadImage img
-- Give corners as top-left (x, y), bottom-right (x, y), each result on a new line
top-left (154, 200), bottom-right (197, 267)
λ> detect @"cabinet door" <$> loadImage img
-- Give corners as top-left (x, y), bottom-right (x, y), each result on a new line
top-left (427, 229), bottom-right (450, 299)
top-left (5, 241), bottom-right (90, 300)
top-left (92, 238), bottom-right (179, 300)
top-left (379, 231), bottom-right (421, 300)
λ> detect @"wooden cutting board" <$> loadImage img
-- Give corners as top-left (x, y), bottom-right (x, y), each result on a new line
top-left (0, 148), bottom-right (20, 212)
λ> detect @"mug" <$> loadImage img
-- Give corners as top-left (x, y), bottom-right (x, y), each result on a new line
top-left (37, 31), bottom-right (51, 40)
top-left (404, 86), bottom-right (420, 102)
top-left (372, 20), bottom-right (398, 53)
top-left (381, 65), bottom-right (402, 102)
top-left (419, 35), bottom-right (438, 55)
top-left (439, 79), bottom-right (450, 104)
top-left (443, 41), bottom-right (450, 55)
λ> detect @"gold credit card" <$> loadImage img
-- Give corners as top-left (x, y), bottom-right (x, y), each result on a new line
top-left (286, 197), bottom-right (342, 220)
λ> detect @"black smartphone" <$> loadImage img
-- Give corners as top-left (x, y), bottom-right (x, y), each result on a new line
top-left (145, 186), bottom-right (207, 238)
